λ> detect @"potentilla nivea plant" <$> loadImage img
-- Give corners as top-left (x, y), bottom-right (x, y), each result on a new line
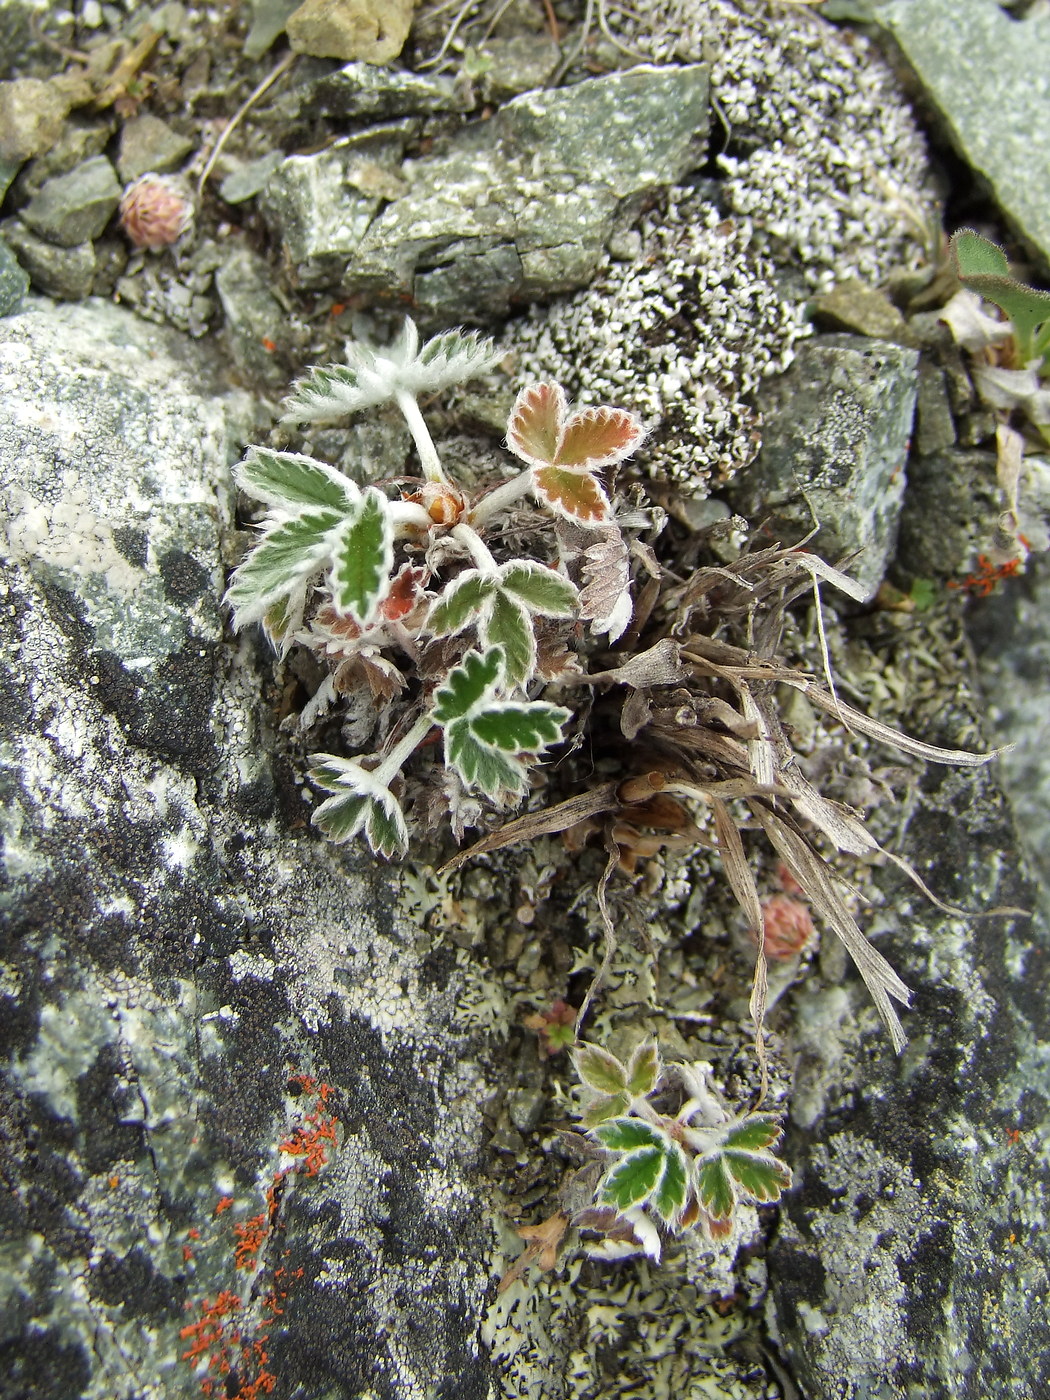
top-left (226, 319), bottom-right (652, 857)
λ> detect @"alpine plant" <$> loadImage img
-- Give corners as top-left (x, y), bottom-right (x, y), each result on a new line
top-left (226, 319), bottom-right (652, 858)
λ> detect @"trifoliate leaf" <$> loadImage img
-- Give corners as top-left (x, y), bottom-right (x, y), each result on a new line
top-left (593, 1118), bottom-right (667, 1153)
top-left (226, 508), bottom-right (341, 629)
top-left (469, 702), bottom-right (569, 753)
top-left (506, 381), bottom-right (566, 467)
top-left (600, 1148), bottom-right (663, 1213)
top-left (311, 789), bottom-right (369, 842)
top-left (426, 571), bottom-right (494, 637)
top-left (482, 592), bottom-right (534, 688)
top-left (574, 1044), bottom-right (628, 1096)
top-left (432, 647), bottom-right (503, 724)
top-left (400, 327), bottom-right (504, 395)
top-left (695, 1155), bottom-right (735, 1222)
top-left (533, 466), bottom-right (610, 526)
top-left (723, 1150), bottom-right (792, 1203)
top-left (626, 1041), bottom-right (660, 1098)
top-left (444, 716), bottom-right (529, 796)
top-left (236, 448), bottom-right (358, 512)
top-left (722, 1115), bottom-right (783, 1154)
top-left (581, 1093), bottom-right (631, 1127)
top-left (498, 561), bottom-right (579, 617)
top-left (329, 487), bottom-right (393, 626)
top-left (651, 1141), bottom-right (689, 1224)
top-left (554, 405), bottom-right (646, 469)
top-left (364, 790), bottom-right (410, 859)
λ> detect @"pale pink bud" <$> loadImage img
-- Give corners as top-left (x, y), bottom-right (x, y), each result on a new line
top-left (757, 894), bottom-right (814, 960)
top-left (118, 173), bottom-right (194, 250)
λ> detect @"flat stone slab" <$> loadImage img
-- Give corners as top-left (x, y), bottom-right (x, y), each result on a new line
top-left (868, 0), bottom-right (1050, 272)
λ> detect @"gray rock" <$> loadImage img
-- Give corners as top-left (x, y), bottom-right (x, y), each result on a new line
top-left (0, 229), bottom-right (28, 312)
top-left (913, 357), bottom-right (956, 457)
top-left (343, 63), bottom-right (710, 318)
top-left (474, 34), bottom-right (561, 102)
top-left (0, 217), bottom-right (96, 299)
top-left (117, 114), bottom-right (195, 183)
top-left (0, 75), bottom-right (70, 162)
top-left (18, 119), bottom-right (112, 195)
top-left (895, 447), bottom-right (1001, 582)
top-left (286, 0), bottom-right (414, 63)
top-left (0, 297), bottom-right (495, 1399)
top-left (770, 746), bottom-right (1049, 1399)
top-left (294, 58), bottom-right (472, 119)
top-left (217, 150), bottom-right (285, 204)
top-left (244, 0), bottom-right (299, 59)
top-left (214, 242), bottom-right (290, 387)
top-left (21, 155), bottom-right (121, 248)
top-left (261, 123), bottom-right (413, 289)
top-left (731, 335), bottom-right (919, 600)
top-left (867, 0), bottom-right (1050, 272)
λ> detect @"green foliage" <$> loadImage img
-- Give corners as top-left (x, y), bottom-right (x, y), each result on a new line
top-left (951, 228), bottom-right (1050, 369)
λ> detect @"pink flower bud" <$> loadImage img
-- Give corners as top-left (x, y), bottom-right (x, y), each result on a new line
top-left (118, 173), bottom-right (194, 250)
top-left (758, 894), bottom-right (814, 960)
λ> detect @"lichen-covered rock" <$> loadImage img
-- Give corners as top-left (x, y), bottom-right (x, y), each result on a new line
top-left (1, 217), bottom-right (96, 299)
top-left (338, 64), bottom-right (709, 318)
top-left (292, 58), bottom-right (471, 120)
top-left (0, 298), bottom-right (495, 1399)
top-left (769, 716), bottom-right (1050, 1398)
top-left (731, 335), bottom-right (919, 600)
top-left (286, 0), bottom-right (414, 64)
top-left (0, 230), bottom-right (28, 313)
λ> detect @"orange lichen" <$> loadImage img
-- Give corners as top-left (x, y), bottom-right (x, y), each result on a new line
top-left (948, 552), bottom-right (1024, 598)
top-left (215, 1195), bottom-right (234, 1216)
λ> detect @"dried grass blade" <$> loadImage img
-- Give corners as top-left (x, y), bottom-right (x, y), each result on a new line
top-left (574, 826), bottom-right (621, 1038)
top-left (440, 782), bottom-right (620, 872)
top-left (789, 683), bottom-right (1003, 767)
top-left (739, 682), bottom-right (776, 791)
top-left (750, 802), bottom-right (910, 1052)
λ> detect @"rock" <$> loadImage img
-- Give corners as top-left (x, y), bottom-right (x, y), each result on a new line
top-left (731, 335), bottom-right (919, 600)
top-left (293, 58), bottom-right (472, 119)
top-left (0, 0), bottom-right (53, 78)
top-left (866, 0), bottom-right (1050, 272)
top-left (20, 155), bottom-right (121, 248)
top-left (0, 297), bottom-right (494, 1399)
top-left (895, 447), bottom-right (1001, 582)
top-left (217, 150), bottom-right (285, 204)
top-left (260, 123), bottom-right (413, 289)
top-left (214, 242), bottom-right (289, 387)
top-left (17, 119), bottom-right (113, 198)
top-left (811, 277), bottom-right (912, 342)
top-left (0, 229), bottom-right (28, 313)
top-left (912, 357), bottom-right (956, 457)
top-left (0, 218), bottom-right (96, 299)
top-left (770, 745), bottom-right (1050, 1398)
top-left (244, 0), bottom-right (300, 60)
top-left (342, 63), bottom-right (710, 318)
top-left (286, 0), bottom-right (414, 64)
top-left (474, 34), bottom-right (561, 103)
top-left (0, 76), bottom-right (70, 162)
top-left (117, 114), bottom-right (195, 183)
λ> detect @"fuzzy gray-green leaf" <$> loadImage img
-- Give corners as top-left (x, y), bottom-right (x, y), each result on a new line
top-left (432, 647), bottom-right (503, 724)
top-left (499, 561), bottom-right (579, 617)
top-left (426, 571), bottom-right (494, 637)
top-left (444, 716), bottom-right (528, 795)
top-left (226, 508), bottom-right (340, 629)
top-left (600, 1148), bottom-right (663, 1212)
top-left (330, 487), bottom-right (393, 625)
top-left (236, 448), bottom-right (357, 512)
top-left (469, 702), bottom-right (569, 754)
top-left (482, 592), bottom-right (534, 688)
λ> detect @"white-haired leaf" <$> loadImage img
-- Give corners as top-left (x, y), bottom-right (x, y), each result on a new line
top-left (226, 508), bottom-right (340, 628)
top-left (329, 487), bottom-right (393, 626)
top-left (499, 561), bottom-right (579, 617)
top-left (481, 592), bottom-right (534, 688)
top-left (399, 327), bottom-right (503, 395)
top-left (236, 448), bottom-right (358, 512)
top-left (426, 570), bottom-right (494, 637)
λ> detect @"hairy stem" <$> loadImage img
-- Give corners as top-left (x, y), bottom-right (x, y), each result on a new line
top-left (451, 522), bottom-right (499, 572)
top-left (467, 469), bottom-right (533, 526)
top-left (375, 713), bottom-right (436, 786)
top-left (395, 389), bottom-right (447, 484)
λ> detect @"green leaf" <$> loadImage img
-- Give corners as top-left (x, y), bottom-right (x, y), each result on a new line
top-left (426, 571), bottom-right (494, 637)
top-left (723, 1149), bottom-right (792, 1203)
top-left (469, 702), bottom-right (569, 754)
top-left (600, 1148), bottom-right (664, 1212)
top-left (594, 1118), bottom-right (668, 1153)
top-left (364, 791), bottom-right (409, 859)
top-left (909, 578), bottom-right (936, 612)
top-left (311, 789), bottom-right (369, 842)
top-left (226, 508), bottom-right (341, 628)
top-left (695, 1154), bottom-right (735, 1221)
top-left (444, 716), bottom-right (529, 795)
top-left (575, 1044), bottom-right (628, 1096)
top-left (581, 1093), bottom-right (631, 1127)
top-left (282, 361), bottom-right (388, 422)
top-left (626, 1041), bottom-right (660, 1098)
top-left (499, 562), bottom-right (579, 617)
top-left (236, 448), bottom-right (357, 512)
top-left (431, 648), bottom-right (503, 725)
top-left (308, 755), bottom-right (356, 791)
top-left (330, 487), bottom-right (393, 625)
top-left (652, 1142), bottom-right (689, 1224)
top-left (722, 1115), bottom-right (783, 1153)
top-left (482, 592), bottom-right (534, 688)
top-left (951, 228), bottom-right (1010, 278)
top-left (402, 327), bottom-right (503, 395)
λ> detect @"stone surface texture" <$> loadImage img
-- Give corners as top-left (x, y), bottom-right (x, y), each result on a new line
top-left (867, 0), bottom-right (1050, 272)
top-left (20, 155), bottom-right (121, 248)
top-left (0, 298), bottom-right (494, 1400)
top-left (286, 0), bottom-right (414, 64)
top-left (731, 335), bottom-right (919, 599)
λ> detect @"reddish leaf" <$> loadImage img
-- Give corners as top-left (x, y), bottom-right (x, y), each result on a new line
top-left (507, 382), bottom-right (566, 467)
top-left (381, 564), bottom-right (427, 622)
top-left (555, 406), bottom-right (645, 469)
top-left (533, 466), bottom-right (610, 524)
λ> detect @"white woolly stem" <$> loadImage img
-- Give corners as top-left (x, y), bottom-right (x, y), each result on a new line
top-left (395, 390), bottom-right (447, 484)
top-left (375, 713), bottom-right (434, 785)
top-left (451, 522), bottom-right (499, 572)
top-left (467, 469), bottom-right (533, 525)
top-left (389, 500), bottom-right (434, 532)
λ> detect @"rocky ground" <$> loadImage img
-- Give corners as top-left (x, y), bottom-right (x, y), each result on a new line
top-left (2, 2), bottom-right (1049, 1399)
